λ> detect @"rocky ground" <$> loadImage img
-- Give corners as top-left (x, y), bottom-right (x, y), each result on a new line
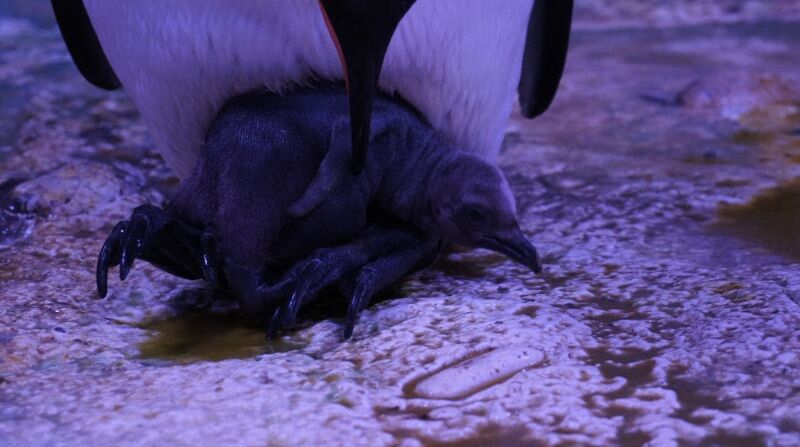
top-left (575, 0), bottom-right (800, 29)
top-left (1, 3), bottom-right (799, 447)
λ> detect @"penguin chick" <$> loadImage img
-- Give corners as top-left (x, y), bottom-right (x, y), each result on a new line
top-left (97, 86), bottom-right (541, 338)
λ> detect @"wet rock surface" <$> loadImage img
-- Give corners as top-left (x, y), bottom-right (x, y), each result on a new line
top-left (574, 0), bottom-right (800, 29)
top-left (1, 5), bottom-right (800, 447)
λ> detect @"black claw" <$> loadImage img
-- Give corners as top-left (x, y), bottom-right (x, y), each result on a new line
top-left (95, 204), bottom-right (212, 295)
top-left (343, 271), bottom-right (374, 340)
top-left (283, 282), bottom-right (310, 330)
top-left (96, 220), bottom-right (128, 298)
top-left (282, 259), bottom-right (325, 328)
top-left (119, 214), bottom-right (146, 281)
top-left (343, 287), bottom-right (364, 339)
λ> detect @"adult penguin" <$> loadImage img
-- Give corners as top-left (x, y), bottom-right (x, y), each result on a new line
top-left (52, 0), bottom-right (573, 337)
top-left (51, 0), bottom-right (572, 179)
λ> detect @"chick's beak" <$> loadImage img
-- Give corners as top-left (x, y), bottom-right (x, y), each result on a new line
top-left (478, 227), bottom-right (542, 273)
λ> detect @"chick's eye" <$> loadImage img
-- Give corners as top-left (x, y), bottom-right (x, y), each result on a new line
top-left (469, 209), bottom-right (484, 221)
top-left (460, 207), bottom-right (487, 226)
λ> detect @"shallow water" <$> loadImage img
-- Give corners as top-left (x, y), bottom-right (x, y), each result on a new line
top-left (136, 311), bottom-right (306, 364)
top-left (715, 180), bottom-right (800, 261)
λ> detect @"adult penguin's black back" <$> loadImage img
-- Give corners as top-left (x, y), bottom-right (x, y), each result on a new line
top-left (53, 0), bottom-right (573, 178)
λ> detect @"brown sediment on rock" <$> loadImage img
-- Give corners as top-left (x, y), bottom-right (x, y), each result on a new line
top-left (585, 347), bottom-right (660, 400)
top-left (667, 364), bottom-right (734, 424)
top-left (415, 424), bottom-right (539, 447)
top-left (713, 180), bottom-right (800, 261)
top-left (136, 311), bottom-right (306, 364)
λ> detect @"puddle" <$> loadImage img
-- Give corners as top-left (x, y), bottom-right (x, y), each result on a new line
top-left (136, 312), bottom-right (305, 364)
top-left (713, 180), bottom-right (800, 260)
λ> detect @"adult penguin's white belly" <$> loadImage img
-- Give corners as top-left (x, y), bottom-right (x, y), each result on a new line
top-left (82, 0), bottom-right (533, 179)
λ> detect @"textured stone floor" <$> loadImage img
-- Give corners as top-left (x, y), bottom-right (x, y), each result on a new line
top-left (1, 4), bottom-right (800, 447)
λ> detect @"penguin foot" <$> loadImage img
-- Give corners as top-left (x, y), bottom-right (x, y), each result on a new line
top-left (340, 241), bottom-right (438, 339)
top-left (96, 204), bottom-right (219, 298)
top-left (265, 224), bottom-right (438, 339)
